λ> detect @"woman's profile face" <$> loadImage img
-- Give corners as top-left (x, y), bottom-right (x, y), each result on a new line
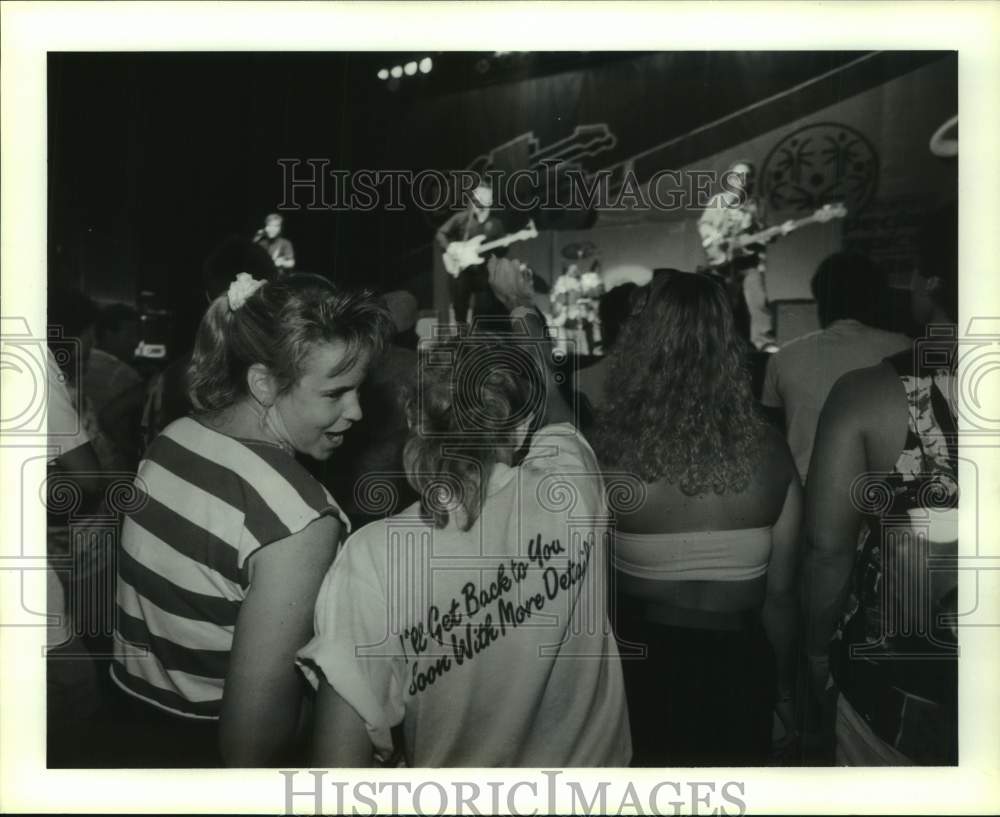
top-left (275, 339), bottom-right (371, 461)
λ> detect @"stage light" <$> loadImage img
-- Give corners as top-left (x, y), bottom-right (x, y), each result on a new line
top-left (377, 68), bottom-right (389, 80)
top-left (404, 61), bottom-right (417, 76)
top-left (419, 57), bottom-right (433, 74)
top-left (390, 65), bottom-right (403, 78)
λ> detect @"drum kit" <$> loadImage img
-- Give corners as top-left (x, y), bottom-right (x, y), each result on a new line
top-left (560, 240), bottom-right (599, 261)
top-left (551, 240), bottom-right (605, 357)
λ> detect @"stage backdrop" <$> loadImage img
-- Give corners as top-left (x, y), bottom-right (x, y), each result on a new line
top-left (594, 53), bottom-right (958, 288)
top-left (424, 52), bottom-right (956, 326)
top-left (47, 51), bottom-right (957, 334)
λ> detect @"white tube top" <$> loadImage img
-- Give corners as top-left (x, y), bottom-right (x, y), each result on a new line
top-left (613, 526), bottom-right (773, 582)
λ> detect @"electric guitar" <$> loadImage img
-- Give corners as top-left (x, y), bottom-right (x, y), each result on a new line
top-left (442, 221), bottom-right (539, 277)
top-left (702, 203), bottom-right (848, 267)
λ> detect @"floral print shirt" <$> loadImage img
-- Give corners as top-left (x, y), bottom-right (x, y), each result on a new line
top-left (833, 343), bottom-right (959, 763)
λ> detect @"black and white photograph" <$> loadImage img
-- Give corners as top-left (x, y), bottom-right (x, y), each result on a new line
top-left (2, 2), bottom-right (998, 815)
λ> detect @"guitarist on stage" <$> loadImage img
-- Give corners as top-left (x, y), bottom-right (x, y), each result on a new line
top-left (699, 160), bottom-right (792, 353)
top-left (435, 180), bottom-right (508, 326)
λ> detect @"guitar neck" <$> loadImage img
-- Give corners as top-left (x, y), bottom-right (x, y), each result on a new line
top-left (479, 230), bottom-right (532, 253)
top-left (743, 212), bottom-right (824, 245)
top-left (786, 212), bottom-right (825, 232)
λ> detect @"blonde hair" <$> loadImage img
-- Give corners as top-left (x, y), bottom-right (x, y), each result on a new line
top-left (187, 273), bottom-right (393, 412)
top-left (403, 336), bottom-right (539, 531)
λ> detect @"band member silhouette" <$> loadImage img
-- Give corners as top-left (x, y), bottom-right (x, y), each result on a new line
top-left (254, 213), bottom-right (295, 272)
top-left (435, 181), bottom-right (507, 326)
top-left (699, 161), bottom-right (790, 352)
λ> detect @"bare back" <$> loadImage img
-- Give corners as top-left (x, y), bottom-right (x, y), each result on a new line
top-left (613, 426), bottom-right (800, 615)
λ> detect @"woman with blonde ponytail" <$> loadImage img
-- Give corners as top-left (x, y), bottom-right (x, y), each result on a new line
top-left (109, 272), bottom-right (393, 767)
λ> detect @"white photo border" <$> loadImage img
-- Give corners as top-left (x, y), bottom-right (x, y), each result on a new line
top-left (2, 1), bottom-right (998, 814)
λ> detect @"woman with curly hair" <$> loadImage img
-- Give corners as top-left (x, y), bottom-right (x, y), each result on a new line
top-left (592, 269), bottom-right (801, 766)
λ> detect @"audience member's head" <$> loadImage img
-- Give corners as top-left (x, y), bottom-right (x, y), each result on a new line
top-left (383, 290), bottom-right (419, 349)
top-left (48, 288), bottom-right (100, 382)
top-left (593, 270), bottom-right (764, 495)
top-left (811, 252), bottom-right (889, 329)
top-left (403, 334), bottom-right (539, 530)
top-left (597, 283), bottom-right (637, 351)
top-left (96, 302), bottom-right (140, 364)
top-left (911, 204), bottom-right (958, 326)
top-left (187, 273), bottom-right (393, 460)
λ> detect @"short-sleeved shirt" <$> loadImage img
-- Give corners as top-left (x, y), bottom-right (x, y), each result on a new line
top-left (297, 424), bottom-right (632, 767)
top-left (112, 417), bottom-right (349, 719)
top-left (762, 319), bottom-right (910, 480)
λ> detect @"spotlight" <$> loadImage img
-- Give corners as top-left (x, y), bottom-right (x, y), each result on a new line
top-left (390, 65), bottom-right (403, 78)
top-left (377, 68), bottom-right (389, 80)
top-left (404, 61), bottom-right (417, 76)
top-left (419, 57), bottom-right (433, 74)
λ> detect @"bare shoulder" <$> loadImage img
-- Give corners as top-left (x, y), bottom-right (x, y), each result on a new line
top-left (255, 510), bottom-right (339, 557)
top-left (820, 361), bottom-right (909, 472)
top-left (824, 361), bottom-right (901, 424)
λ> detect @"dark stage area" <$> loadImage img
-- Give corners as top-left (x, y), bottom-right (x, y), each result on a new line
top-left (49, 51), bottom-right (953, 331)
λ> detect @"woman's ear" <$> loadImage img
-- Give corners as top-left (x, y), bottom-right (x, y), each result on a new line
top-left (246, 363), bottom-right (277, 407)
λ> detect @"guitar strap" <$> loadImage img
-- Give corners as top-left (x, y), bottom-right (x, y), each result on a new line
top-left (462, 207), bottom-right (478, 241)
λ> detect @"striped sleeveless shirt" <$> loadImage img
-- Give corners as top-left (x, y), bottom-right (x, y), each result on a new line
top-left (111, 417), bottom-right (349, 719)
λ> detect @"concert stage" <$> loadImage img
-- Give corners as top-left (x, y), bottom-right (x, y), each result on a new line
top-left (432, 215), bottom-right (843, 345)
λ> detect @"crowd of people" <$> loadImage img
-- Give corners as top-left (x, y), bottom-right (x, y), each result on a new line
top-left (45, 203), bottom-right (958, 769)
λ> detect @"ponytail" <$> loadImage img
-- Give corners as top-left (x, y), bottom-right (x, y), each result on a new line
top-left (403, 336), bottom-right (535, 531)
top-left (186, 295), bottom-right (239, 411)
top-left (185, 273), bottom-right (394, 415)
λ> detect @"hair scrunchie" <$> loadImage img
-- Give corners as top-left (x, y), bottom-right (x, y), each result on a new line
top-left (227, 272), bottom-right (266, 311)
